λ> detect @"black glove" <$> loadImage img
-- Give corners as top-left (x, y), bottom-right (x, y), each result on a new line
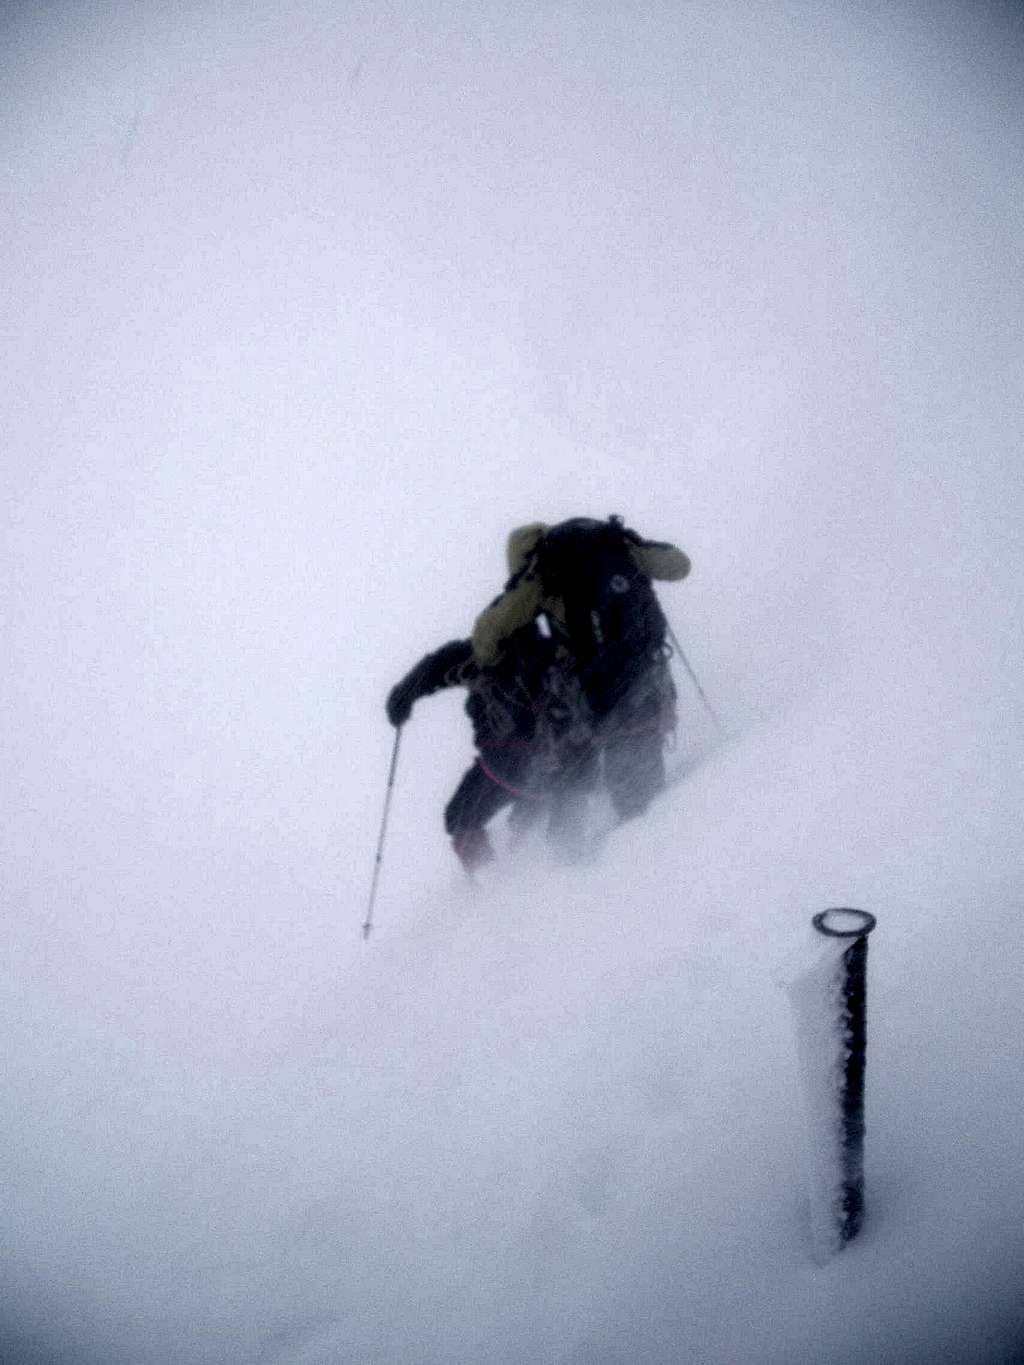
top-left (386, 681), bottom-right (416, 726)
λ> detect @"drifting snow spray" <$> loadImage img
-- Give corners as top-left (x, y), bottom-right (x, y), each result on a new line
top-left (789, 908), bottom-right (877, 1261)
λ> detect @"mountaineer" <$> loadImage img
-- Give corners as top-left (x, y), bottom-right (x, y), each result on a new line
top-left (385, 624), bottom-right (558, 872)
top-left (471, 516), bottom-right (690, 823)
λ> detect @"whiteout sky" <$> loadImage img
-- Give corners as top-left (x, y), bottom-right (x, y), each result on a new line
top-left (2, 2), bottom-right (1024, 1362)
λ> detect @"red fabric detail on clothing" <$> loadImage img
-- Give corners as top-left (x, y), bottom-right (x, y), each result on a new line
top-left (476, 753), bottom-right (529, 797)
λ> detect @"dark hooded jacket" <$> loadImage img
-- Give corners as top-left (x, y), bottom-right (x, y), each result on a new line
top-left (386, 625), bottom-right (558, 783)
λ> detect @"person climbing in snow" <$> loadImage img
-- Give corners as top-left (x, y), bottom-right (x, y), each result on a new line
top-left (385, 623), bottom-right (559, 872)
top-left (471, 516), bottom-right (690, 827)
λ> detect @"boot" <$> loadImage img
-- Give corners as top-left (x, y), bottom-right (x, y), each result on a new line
top-left (451, 827), bottom-right (495, 873)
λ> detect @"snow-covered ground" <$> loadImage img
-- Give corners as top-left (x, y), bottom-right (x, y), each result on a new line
top-left (3, 2), bottom-right (1023, 1361)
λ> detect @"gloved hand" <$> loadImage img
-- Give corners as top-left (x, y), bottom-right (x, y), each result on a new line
top-left (386, 681), bottom-right (416, 726)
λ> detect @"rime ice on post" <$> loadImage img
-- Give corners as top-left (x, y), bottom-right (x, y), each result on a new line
top-left (788, 908), bottom-right (877, 1261)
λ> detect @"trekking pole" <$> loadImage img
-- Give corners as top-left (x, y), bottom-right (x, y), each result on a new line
top-left (667, 626), bottom-right (725, 738)
top-left (362, 726), bottom-right (402, 941)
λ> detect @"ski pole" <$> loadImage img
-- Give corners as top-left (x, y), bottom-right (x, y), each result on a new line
top-left (362, 726), bottom-right (402, 941)
top-left (668, 626), bottom-right (725, 737)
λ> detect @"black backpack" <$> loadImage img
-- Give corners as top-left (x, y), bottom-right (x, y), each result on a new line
top-left (526, 516), bottom-right (668, 714)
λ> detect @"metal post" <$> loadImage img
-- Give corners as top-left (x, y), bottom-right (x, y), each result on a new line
top-left (790, 907), bottom-right (877, 1259)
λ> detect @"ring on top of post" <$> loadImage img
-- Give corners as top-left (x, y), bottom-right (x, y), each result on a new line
top-left (812, 908), bottom-right (877, 939)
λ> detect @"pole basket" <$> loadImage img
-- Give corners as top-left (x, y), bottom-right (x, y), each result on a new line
top-left (789, 908), bottom-right (877, 1260)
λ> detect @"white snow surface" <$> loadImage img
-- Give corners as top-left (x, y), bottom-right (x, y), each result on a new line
top-left (3, 2), bottom-right (1024, 1362)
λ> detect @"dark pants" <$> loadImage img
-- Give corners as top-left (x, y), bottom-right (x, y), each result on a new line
top-left (595, 660), bottom-right (673, 819)
top-left (444, 757), bottom-right (522, 835)
top-left (444, 660), bottom-right (672, 839)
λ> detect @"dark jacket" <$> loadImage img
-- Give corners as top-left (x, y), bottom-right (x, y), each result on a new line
top-left (387, 626), bottom-right (558, 780)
